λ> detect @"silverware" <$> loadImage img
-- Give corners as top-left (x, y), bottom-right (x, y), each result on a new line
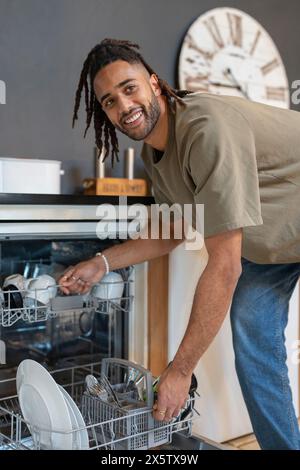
top-left (124, 367), bottom-right (135, 392)
top-left (85, 374), bottom-right (108, 400)
top-left (100, 374), bottom-right (122, 407)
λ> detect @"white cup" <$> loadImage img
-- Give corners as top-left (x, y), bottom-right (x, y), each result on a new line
top-left (23, 278), bottom-right (34, 290)
top-left (91, 272), bottom-right (124, 303)
top-left (3, 274), bottom-right (25, 291)
top-left (25, 275), bottom-right (57, 306)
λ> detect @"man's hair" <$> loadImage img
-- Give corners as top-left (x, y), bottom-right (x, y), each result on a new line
top-left (72, 38), bottom-right (193, 166)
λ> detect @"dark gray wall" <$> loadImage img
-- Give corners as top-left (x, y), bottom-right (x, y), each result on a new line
top-left (1, 0), bottom-right (300, 194)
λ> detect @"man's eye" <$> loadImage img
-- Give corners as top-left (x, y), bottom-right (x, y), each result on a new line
top-left (126, 85), bottom-right (136, 92)
top-left (105, 99), bottom-right (113, 108)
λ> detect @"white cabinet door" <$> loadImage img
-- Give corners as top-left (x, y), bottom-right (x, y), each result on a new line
top-left (168, 243), bottom-right (299, 442)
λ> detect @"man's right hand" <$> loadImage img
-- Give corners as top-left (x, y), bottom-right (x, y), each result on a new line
top-left (58, 257), bottom-right (106, 295)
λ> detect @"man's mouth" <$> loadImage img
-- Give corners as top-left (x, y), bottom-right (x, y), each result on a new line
top-left (123, 109), bottom-right (144, 128)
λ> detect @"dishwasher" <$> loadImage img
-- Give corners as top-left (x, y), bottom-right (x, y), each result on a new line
top-left (0, 193), bottom-right (227, 451)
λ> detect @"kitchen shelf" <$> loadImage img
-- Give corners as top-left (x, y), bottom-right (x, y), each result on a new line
top-left (0, 193), bottom-right (154, 206)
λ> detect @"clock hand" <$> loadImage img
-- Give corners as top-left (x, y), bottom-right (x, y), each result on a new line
top-left (209, 81), bottom-right (244, 90)
top-left (223, 68), bottom-right (250, 99)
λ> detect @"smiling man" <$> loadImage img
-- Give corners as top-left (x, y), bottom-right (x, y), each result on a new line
top-left (59, 38), bottom-right (300, 449)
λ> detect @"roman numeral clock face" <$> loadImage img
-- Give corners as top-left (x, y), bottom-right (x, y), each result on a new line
top-left (178, 7), bottom-right (290, 108)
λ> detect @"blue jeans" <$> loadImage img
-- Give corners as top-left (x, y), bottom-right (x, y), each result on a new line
top-left (230, 257), bottom-right (300, 450)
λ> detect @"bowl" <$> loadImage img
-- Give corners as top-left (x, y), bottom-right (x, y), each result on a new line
top-left (3, 274), bottom-right (25, 291)
top-left (91, 272), bottom-right (124, 303)
top-left (3, 285), bottom-right (23, 309)
top-left (25, 275), bottom-right (57, 306)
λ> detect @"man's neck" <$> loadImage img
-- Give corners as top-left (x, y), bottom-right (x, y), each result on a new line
top-left (143, 95), bottom-right (169, 152)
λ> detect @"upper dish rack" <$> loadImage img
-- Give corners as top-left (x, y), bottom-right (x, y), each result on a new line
top-left (0, 280), bottom-right (133, 328)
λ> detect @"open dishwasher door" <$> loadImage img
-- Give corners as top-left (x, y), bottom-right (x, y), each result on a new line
top-left (162, 432), bottom-right (233, 450)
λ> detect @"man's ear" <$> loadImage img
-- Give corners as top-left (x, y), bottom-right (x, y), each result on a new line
top-left (150, 74), bottom-right (162, 97)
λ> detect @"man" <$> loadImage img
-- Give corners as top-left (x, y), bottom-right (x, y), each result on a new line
top-left (59, 38), bottom-right (300, 449)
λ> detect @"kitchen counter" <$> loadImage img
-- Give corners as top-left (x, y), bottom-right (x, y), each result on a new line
top-left (0, 193), bottom-right (154, 206)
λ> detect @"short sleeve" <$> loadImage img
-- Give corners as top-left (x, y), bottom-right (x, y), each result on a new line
top-left (187, 107), bottom-right (263, 238)
top-left (152, 186), bottom-right (171, 206)
top-left (151, 186), bottom-right (183, 225)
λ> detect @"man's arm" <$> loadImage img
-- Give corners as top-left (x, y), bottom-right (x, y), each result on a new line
top-left (59, 218), bottom-right (184, 294)
top-left (153, 228), bottom-right (242, 421)
top-left (172, 228), bottom-right (242, 374)
top-left (96, 219), bottom-right (184, 272)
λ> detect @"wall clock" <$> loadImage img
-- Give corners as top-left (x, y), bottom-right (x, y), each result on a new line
top-left (178, 7), bottom-right (290, 108)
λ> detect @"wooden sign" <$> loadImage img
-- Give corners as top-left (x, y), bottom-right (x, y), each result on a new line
top-left (83, 177), bottom-right (148, 196)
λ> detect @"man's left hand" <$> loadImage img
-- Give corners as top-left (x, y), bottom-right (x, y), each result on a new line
top-left (152, 365), bottom-right (192, 422)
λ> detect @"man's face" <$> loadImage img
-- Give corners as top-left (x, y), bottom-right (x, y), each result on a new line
top-left (93, 60), bottom-right (161, 141)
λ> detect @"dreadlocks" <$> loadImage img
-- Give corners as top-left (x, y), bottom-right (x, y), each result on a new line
top-left (72, 38), bottom-right (193, 167)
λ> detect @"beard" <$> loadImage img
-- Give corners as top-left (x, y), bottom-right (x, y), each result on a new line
top-left (114, 91), bottom-right (161, 141)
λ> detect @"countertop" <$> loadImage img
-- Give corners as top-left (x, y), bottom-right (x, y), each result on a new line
top-left (0, 193), bottom-right (155, 205)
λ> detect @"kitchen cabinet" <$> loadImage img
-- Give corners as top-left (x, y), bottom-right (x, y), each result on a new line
top-left (147, 255), bottom-right (169, 376)
top-left (129, 254), bottom-right (169, 376)
top-left (168, 242), bottom-right (299, 442)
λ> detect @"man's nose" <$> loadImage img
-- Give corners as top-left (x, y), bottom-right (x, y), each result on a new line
top-left (118, 96), bottom-right (135, 118)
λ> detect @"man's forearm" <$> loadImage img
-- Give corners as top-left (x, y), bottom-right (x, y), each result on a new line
top-left (171, 260), bottom-right (241, 376)
top-left (98, 236), bottom-right (182, 271)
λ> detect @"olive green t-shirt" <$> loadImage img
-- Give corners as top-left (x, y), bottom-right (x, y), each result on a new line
top-left (141, 93), bottom-right (300, 264)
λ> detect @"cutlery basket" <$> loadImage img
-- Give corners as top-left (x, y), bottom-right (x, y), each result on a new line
top-left (81, 358), bottom-right (171, 450)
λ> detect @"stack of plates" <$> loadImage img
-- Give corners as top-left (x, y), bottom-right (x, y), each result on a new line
top-left (17, 360), bottom-right (89, 450)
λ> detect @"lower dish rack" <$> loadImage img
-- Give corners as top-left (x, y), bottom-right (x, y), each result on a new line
top-left (0, 359), bottom-right (199, 450)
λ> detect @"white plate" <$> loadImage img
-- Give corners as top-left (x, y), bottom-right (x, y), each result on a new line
top-left (17, 360), bottom-right (73, 450)
top-left (59, 385), bottom-right (89, 450)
